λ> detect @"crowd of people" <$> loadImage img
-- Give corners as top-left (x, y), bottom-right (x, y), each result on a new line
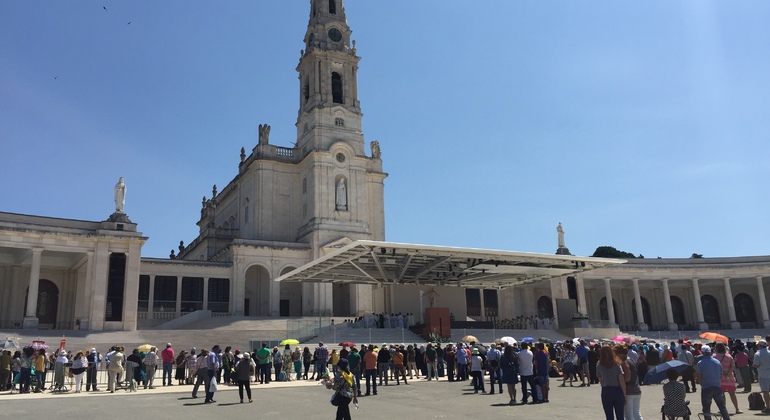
top-left (4, 334), bottom-right (770, 420)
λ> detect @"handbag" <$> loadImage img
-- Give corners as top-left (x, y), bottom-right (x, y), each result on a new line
top-left (209, 380), bottom-right (218, 393)
top-left (330, 391), bottom-right (344, 406)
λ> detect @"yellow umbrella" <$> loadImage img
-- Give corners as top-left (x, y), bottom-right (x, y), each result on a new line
top-left (137, 344), bottom-right (155, 353)
top-left (280, 339), bottom-right (300, 346)
top-left (462, 335), bottom-right (479, 343)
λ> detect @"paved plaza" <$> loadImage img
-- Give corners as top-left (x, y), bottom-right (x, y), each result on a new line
top-left (1, 374), bottom-right (740, 419)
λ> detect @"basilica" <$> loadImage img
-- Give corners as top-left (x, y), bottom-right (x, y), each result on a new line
top-left (1, 0), bottom-right (769, 333)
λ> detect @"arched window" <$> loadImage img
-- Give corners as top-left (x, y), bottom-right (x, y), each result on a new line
top-left (734, 293), bottom-right (757, 323)
top-left (329, 0), bottom-right (336, 14)
top-left (332, 72), bottom-right (343, 104)
top-left (670, 296), bottom-right (686, 325)
top-left (303, 77), bottom-right (309, 101)
top-left (599, 297), bottom-right (619, 322)
top-left (537, 296), bottom-right (554, 319)
top-left (701, 294), bottom-right (721, 325)
top-left (631, 297), bottom-right (651, 326)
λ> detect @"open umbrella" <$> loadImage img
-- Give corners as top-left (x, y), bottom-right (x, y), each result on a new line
top-left (1, 338), bottom-right (20, 351)
top-left (137, 344), bottom-right (155, 353)
top-left (539, 337), bottom-right (553, 343)
top-left (643, 360), bottom-right (695, 384)
top-left (462, 335), bottom-right (479, 343)
top-left (500, 336), bottom-right (517, 345)
top-left (338, 341), bottom-right (356, 347)
top-left (472, 344), bottom-right (488, 355)
top-left (29, 340), bottom-right (48, 351)
top-left (520, 337), bottom-right (535, 342)
top-left (699, 332), bottom-right (728, 344)
top-left (280, 339), bottom-right (300, 346)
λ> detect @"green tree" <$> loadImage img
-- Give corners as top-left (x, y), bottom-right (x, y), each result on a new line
top-left (592, 246), bottom-right (637, 259)
top-left (690, 253), bottom-right (703, 259)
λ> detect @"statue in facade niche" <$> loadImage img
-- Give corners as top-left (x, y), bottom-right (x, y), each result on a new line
top-left (336, 178), bottom-right (347, 211)
top-left (114, 177), bottom-right (126, 213)
top-left (258, 124), bottom-right (271, 145)
top-left (370, 140), bottom-right (381, 159)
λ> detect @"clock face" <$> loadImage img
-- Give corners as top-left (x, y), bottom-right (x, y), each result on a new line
top-left (328, 28), bottom-right (342, 42)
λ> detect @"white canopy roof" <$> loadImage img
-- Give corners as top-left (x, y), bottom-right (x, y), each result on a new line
top-left (275, 240), bottom-right (625, 289)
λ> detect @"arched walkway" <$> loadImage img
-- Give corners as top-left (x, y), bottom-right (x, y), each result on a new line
top-left (279, 267), bottom-right (303, 317)
top-left (631, 297), bottom-right (651, 327)
top-left (599, 297), bottom-right (619, 322)
top-left (670, 296), bottom-right (686, 325)
top-left (537, 296), bottom-right (554, 319)
top-left (701, 294), bottom-right (721, 325)
top-left (25, 279), bottom-right (59, 327)
top-left (244, 265), bottom-right (271, 317)
top-left (734, 293), bottom-right (757, 324)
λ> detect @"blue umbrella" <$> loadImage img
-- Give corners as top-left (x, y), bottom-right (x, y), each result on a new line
top-left (521, 337), bottom-right (535, 342)
top-left (643, 360), bottom-right (693, 384)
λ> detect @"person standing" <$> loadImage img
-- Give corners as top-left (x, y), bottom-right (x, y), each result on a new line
top-left (33, 349), bottom-right (47, 392)
top-left (347, 347), bottom-right (362, 394)
top-left (518, 342), bottom-right (538, 404)
top-left (444, 344), bottom-right (456, 382)
top-left (406, 345), bottom-right (417, 379)
top-left (677, 344), bottom-right (696, 393)
top-left (695, 345), bottom-right (731, 420)
top-left (576, 340), bottom-right (590, 386)
top-left (0, 350), bottom-right (12, 391)
top-left (316, 342), bottom-right (330, 379)
top-left (391, 346), bottom-right (408, 385)
top-left (424, 344), bottom-right (438, 381)
top-left (107, 347), bottom-right (125, 393)
top-left (205, 345), bottom-right (221, 403)
top-left (71, 351), bottom-right (88, 393)
top-left (752, 340), bottom-right (770, 414)
top-left (302, 347), bottom-right (312, 380)
top-left (143, 347), bottom-right (158, 389)
top-left (86, 348), bottom-right (99, 391)
top-left (617, 346), bottom-right (642, 420)
top-left (470, 348), bottom-right (486, 393)
top-left (256, 343), bottom-right (271, 384)
top-left (455, 343), bottom-right (468, 382)
top-left (292, 347), bottom-right (303, 381)
top-left (363, 344), bottom-right (378, 396)
top-left (597, 345), bottom-right (626, 420)
top-left (501, 344), bottom-right (520, 405)
top-left (487, 343), bottom-right (502, 394)
top-left (175, 350), bottom-right (188, 385)
top-left (534, 343), bottom-right (550, 403)
top-left (714, 342), bottom-right (742, 414)
top-left (161, 343), bottom-right (175, 386)
top-left (186, 348), bottom-right (197, 385)
top-left (272, 347), bottom-right (284, 381)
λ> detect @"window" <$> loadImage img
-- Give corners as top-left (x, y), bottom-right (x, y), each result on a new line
top-left (335, 117), bottom-right (345, 127)
top-left (329, 0), bottom-right (336, 14)
top-left (244, 205), bottom-right (249, 224)
top-left (153, 275), bottom-right (177, 312)
top-left (138, 275), bottom-right (150, 312)
top-left (208, 278), bottom-right (230, 313)
top-left (332, 72), bottom-right (343, 104)
top-left (303, 77), bottom-right (309, 101)
top-left (302, 178), bottom-right (307, 193)
top-left (181, 277), bottom-right (204, 312)
top-left (466, 289), bottom-right (481, 317)
top-left (105, 253), bottom-right (126, 321)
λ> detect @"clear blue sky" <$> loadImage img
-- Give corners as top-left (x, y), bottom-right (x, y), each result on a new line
top-left (2, 1), bottom-right (768, 259)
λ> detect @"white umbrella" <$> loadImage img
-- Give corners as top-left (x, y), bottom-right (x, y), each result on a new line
top-left (1, 338), bottom-right (20, 351)
top-left (500, 336), bottom-right (517, 345)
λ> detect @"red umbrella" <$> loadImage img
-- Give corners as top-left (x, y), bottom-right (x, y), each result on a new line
top-left (699, 332), bottom-right (728, 344)
top-left (338, 341), bottom-right (356, 347)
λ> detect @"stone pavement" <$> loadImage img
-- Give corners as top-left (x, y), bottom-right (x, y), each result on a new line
top-left (2, 374), bottom-right (748, 419)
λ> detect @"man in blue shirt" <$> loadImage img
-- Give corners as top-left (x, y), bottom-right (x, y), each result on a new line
top-left (695, 345), bottom-right (731, 420)
top-left (533, 343), bottom-right (550, 402)
top-left (575, 340), bottom-right (590, 387)
top-left (205, 344), bottom-right (221, 404)
top-left (486, 344), bottom-right (502, 394)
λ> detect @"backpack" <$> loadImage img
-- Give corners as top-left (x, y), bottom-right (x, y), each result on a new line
top-left (749, 392), bottom-right (766, 410)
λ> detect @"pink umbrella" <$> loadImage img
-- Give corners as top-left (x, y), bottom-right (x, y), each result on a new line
top-left (611, 335), bottom-right (637, 345)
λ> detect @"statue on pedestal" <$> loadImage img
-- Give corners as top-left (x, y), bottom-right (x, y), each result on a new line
top-left (258, 124), bottom-right (271, 145)
top-left (557, 222), bottom-right (565, 248)
top-left (114, 177), bottom-right (126, 213)
top-left (370, 140), bottom-right (381, 159)
top-left (336, 178), bottom-right (347, 211)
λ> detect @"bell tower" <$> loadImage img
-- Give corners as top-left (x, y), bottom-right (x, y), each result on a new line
top-left (296, 0), bottom-right (363, 155)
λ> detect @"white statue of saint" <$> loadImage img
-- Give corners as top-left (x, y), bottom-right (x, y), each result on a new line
top-left (336, 178), bottom-right (347, 211)
top-left (114, 177), bottom-right (126, 213)
top-left (557, 222), bottom-right (565, 248)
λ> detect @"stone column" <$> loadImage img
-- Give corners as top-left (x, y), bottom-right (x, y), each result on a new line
top-left (604, 277), bottom-right (616, 325)
top-left (691, 278), bottom-right (708, 330)
top-left (724, 277), bottom-right (741, 329)
top-left (632, 278), bottom-right (648, 331)
top-left (175, 275), bottom-right (183, 315)
top-left (576, 273), bottom-right (588, 316)
top-left (661, 278), bottom-right (677, 331)
top-left (80, 252), bottom-right (94, 329)
top-left (756, 276), bottom-right (770, 328)
top-left (90, 243), bottom-right (110, 330)
top-left (122, 242), bottom-right (141, 330)
top-left (203, 277), bottom-right (209, 311)
top-left (23, 248), bottom-right (44, 329)
top-left (148, 275), bottom-right (156, 317)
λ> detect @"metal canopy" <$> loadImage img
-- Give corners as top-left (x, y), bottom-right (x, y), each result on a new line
top-left (274, 240), bottom-right (625, 289)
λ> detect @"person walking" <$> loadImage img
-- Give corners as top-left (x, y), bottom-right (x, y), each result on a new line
top-left (327, 359), bottom-right (358, 420)
top-left (714, 342), bottom-right (742, 414)
top-left (234, 352), bottom-right (254, 403)
top-left (205, 345), bottom-right (221, 403)
top-left (596, 345), bottom-right (626, 420)
top-left (191, 349), bottom-right (208, 398)
top-left (695, 345), bottom-right (731, 420)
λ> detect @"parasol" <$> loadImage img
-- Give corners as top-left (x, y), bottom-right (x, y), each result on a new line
top-left (538, 337), bottom-right (553, 343)
top-left (643, 360), bottom-right (695, 384)
top-left (462, 335), bottom-right (479, 343)
top-left (137, 344), bottom-right (155, 353)
top-left (280, 339), bottom-right (300, 346)
top-left (520, 337), bottom-right (535, 342)
top-left (1, 338), bottom-right (20, 351)
top-left (338, 341), bottom-right (356, 347)
top-left (29, 340), bottom-right (49, 351)
top-left (500, 336), bottom-right (517, 345)
top-left (699, 332), bottom-right (728, 344)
